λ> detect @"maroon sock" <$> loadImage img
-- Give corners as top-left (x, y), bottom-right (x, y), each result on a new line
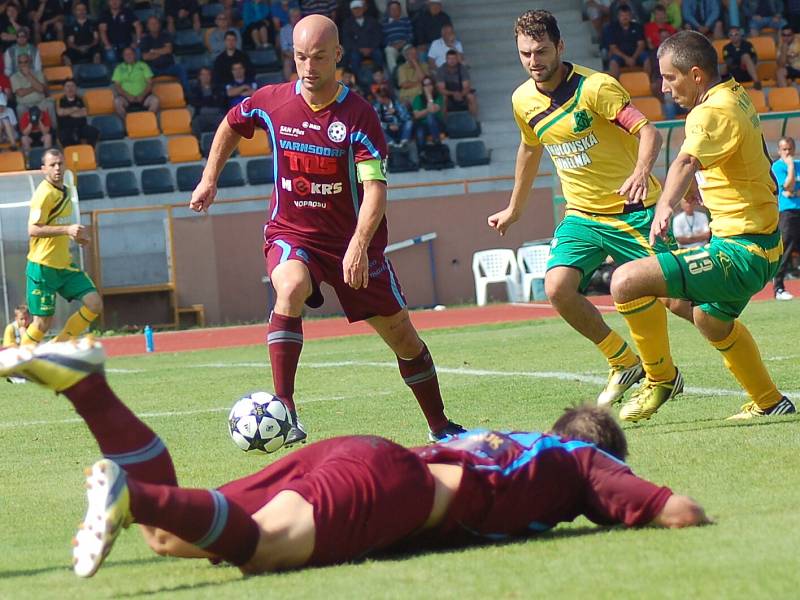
top-left (397, 343), bottom-right (448, 431)
top-left (128, 480), bottom-right (260, 566)
top-left (63, 374), bottom-right (177, 485)
top-left (267, 312), bottom-right (303, 413)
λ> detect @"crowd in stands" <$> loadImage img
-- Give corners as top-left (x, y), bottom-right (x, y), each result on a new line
top-left (0, 0), bottom-right (484, 178)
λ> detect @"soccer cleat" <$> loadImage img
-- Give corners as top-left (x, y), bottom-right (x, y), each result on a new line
top-left (428, 420), bottom-right (467, 443)
top-left (5, 376), bottom-right (27, 384)
top-left (619, 369), bottom-right (684, 422)
top-left (284, 411), bottom-right (308, 447)
top-left (73, 459), bottom-right (132, 578)
top-left (775, 289), bottom-right (794, 301)
top-left (597, 362), bottom-right (645, 407)
top-left (0, 337), bottom-right (104, 392)
top-left (726, 396), bottom-right (797, 420)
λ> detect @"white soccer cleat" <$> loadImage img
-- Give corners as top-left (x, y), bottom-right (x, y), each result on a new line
top-left (0, 336), bottom-right (105, 392)
top-left (72, 459), bottom-right (132, 578)
top-left (775, 289), bottom-right (794, 301)
top-left (597, 362), bottom-right (645, 407)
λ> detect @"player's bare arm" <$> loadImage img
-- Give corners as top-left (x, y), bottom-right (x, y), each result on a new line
top-left (343, 179), bottom-right (387, 289)
top-left (190, 119), bottom-right (242, 213)
top-left (617, 121), bottom-right (662, 204)
top-left (488, 142), bottom-right (543, 235)
top-left (650, 494), bottom-right (711, 528)
top-left (29, 222), bottom-right (89, 245)
top-left (650, 152), bottom-right (701, 244)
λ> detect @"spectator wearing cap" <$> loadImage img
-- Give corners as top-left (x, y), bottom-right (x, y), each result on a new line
top-left (99, 0), bottom-right (142, 64)
top-left (140, 15), bottom-right (190, 92)
top-left (4, 27), bottom-right (40, 77)
top-left (165, 0), bottom-right (202, 34)
top-left (64, 3), bottom-right (102, 65)
top-left (414, 0), bottom-right (450, 56)
top-left (436, 48), bottom-right (477, 116)
top-left (396, 43), bottom-right (428, 104)
top-left (111, 46), bottom-right (160, 119)
top-left (243, 0), bottom-right (273, 49)
top-left (56, 79), bottom-right (100, 147)
top-left (343, 0), bottom-right (384, 73)
top-left (10, 52), bottom-right (51, 119)
top-left (427, 23), bottom-right (463, 69)
top-left (382, 1), bottom-right (413, 75)
top-left (208, 12), bottom-right (242, 57)
top-left (280, 6), bottom-right (302, 80)
top-left (19, 105), bottom-right (52, 152)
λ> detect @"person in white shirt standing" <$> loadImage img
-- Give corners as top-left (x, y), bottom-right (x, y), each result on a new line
top-left (672, 194), bottom-right (710, 249)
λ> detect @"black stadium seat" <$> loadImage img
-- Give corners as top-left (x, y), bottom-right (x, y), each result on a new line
top-left (445, 111), bottom-right (481, 139)
top-left (256, 71), bottom-right (285, 88)
top-left (141, 167), bottom-right (175, 195)
top-left (176, 164), bottom-right (205, 191)
top-left (178, 53), bottom-right (212, 77)
top-left (74, 63), bottom-right (111, 88)
top-left (246, 158), bottom-right (274, 185)
top-left (26, 146), bottom-right (46, 169)
top-left (192, 111), bottom-right (224, 136)
top-left (249, 47), bottom-right (281, 72)
top-left (133, 139), bottom-right (168, 166)
top-left (456, 140), bottom-right (491, 167)
top-left (76, 173), bottom-right (104, 200)
top-left (174, 30), bottom-right (206, 55)
top-left (218, 161), bottom-right (245, 188)
top-left (105, 170), bottom-right (139, 197)
top-left (97, 141), bottom-right (133, 169)
top-left (201, 2), bottom-right (224, 27)
top-left (91, 115), bottom-right (125, 141)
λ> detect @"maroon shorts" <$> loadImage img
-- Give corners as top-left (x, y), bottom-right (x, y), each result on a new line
top-left (264, 235), bottom-right (407, 322)
top-left (217, 436), bottom-right (435, 565)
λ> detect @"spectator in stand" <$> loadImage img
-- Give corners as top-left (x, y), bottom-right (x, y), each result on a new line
top-left (220, 0), bottom-right (242, 26)
top-left (140, 15), bottom-right (189, 92)
top-left (243, 0), bottom-right (273, 49)
top-left (29, 0), bottom-right (64, 43)
top-left (4, 27), bottom-right (40, 77)
top-left (373, 82), bottom-right (413, 147)
top-left (721, 26), bottom-right (761, 89)
top-left (382, 1), bottom-right (412, 75)
top-left (644, 4), bottom-right (676, 52)
top-left (672, 194), bottom-right (710, 249)
top-left (188, 66), bottom-right (225, 113)
top-left (64, 3), bottom-right (102, 65)
top-left (271, 0), bottom-right (299, 31)
top-left (343, 0), bottom-right (384, 73)
top-left (414, 0), bottom-right (450, 55)
top-left (586, 0), bottom-right (612, 41)
top-left (662, 0), bottom-right (683, 28)
top-left (411, 75), bottom-right (444, 146)
top-left (300, 0), bottom-right (337, 19)
top-left (165, 0), bottom-right (201, 34)
top-left (10, 53), bottom-right (51, 119)
top-left (605, 4), bottom-right (650, 80)
top-left (397, 43), bottom-right (428, 104)
top-left (777, 25), bottom-right (800, 87)
top-left (99, 0), bottom-right (142, 64)
top-left (213, 31), bottom-right (254, 90)
top-left (280, 7), bottom-right (301, 80)
top-left (335, 0), bottom-right (380, 26)
top-left (0, 3), bottom-right (29, 53)
top-left (681, 0), bottom-right (724, 39)
top-left (56, 79), bottom-right (99, 147)
top-left (436, 48), bottom-right (477, 116)
top-left (111, 46), bottom-right (159, 119)
top-left (744, 0), bottom-right (786, 37)
top-left (770, 136), bottom-right (800, 301)
top-left (208, 12), bottom-right (242, 56)
top-left (609, 0), bottom-right (648, 23)
top-left (225, 60), bottom-right (257, 107)
top-left (19, 105), bottom-right (52, 152)
top-left (406, 0), bottom-right (426, 22)
top-left (0, 87), bottom-right (18, 148)
top-left (427, 23), bottom-right (464, 69)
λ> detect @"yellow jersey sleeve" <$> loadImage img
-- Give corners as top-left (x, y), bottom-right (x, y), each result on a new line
top-left (512, 87), bottom-right (541, 147)
top-left (28, 187), bottom-right (52, 227)
top-left (680, 105), bottom-right (739, 169)
top-left (2, 323), bottom-right (15, 347)
top-left (585, 73), bottom-right (647, 133)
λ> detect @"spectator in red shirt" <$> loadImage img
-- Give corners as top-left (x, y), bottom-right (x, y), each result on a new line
top-left (19, 104), bottom-right (52, 151)
top-left (644, 4), bottom-right (676, 52)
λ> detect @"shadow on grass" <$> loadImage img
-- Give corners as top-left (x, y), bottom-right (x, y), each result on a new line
top-left (0, 556), bottom-right (165, 579)
top-left (625, 414), bottom-right (800, 436)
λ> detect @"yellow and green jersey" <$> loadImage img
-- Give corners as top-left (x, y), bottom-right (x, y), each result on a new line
top-left (512, 62), bottom-right (661, 215)
top-left (680, 77), bottom-right (778, 237)
top-left (27, 179), bottom-right (75, 270)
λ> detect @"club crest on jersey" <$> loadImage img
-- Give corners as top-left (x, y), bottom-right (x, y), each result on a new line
top-left (327, 121), bottom-right (347, 143)
top-left (573, 109), bottom-right (593, 133)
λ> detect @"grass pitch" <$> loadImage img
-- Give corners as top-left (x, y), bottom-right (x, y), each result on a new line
top-left (2, 301), bottom-right (800, 599)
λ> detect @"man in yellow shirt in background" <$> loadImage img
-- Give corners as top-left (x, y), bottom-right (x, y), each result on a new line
top-left (22, 147), bottom-right (102, 346)
top-left (611, 30), bottom-right (796, 421)
top-left (3, 304), bottom-right (30, 347)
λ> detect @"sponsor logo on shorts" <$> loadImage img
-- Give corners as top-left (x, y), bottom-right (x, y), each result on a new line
top-left (279, 125), bottom-right (305, 138)
top-left (281, 176), bottom-right (343, 197)
top-left (327, 121), bottom-right (347, 143)
top-left (368, 258), bottom-right (388, 278)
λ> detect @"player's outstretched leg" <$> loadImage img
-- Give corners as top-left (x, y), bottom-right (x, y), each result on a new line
top-left (0, 338), bottom-right (177, 484)
top-left (596, 330), bottom-right (645, 407)
top-left (267, 311), bottom-right (307, 446)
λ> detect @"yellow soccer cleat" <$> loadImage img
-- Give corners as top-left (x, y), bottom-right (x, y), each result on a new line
top-left (726, 397), bottom-right (796, 420)
top-left (597, 362), bottom-right (645, 407)
top-left (73, 459), bottom-right (133, 578)
top-left (619, 369), bottom-right (684, 422)
top-left (0, 336), bottom-right (104, 392)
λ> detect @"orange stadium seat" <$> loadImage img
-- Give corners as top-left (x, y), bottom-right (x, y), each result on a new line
top-left (0, 151), bottom-right (25, 172)
top-left (756, 61), bottom-right (777, 86)
top-left (84, 89), bottom-right (114, 115)
top-left (44, 65), bottom-right (72, 89)
top-left (620, 72), bottom-right (651, 98)
top-left (63, 145), bottom-right (97, 171)
top-left (160, 108), bottom-right (192, 135)
top-left (238, 128), bottom-right (271, 156)
top-left (153, 82), bottom-right (186, 109)
top-left (713, 39), bottom-right (726, 63)
top-left (750, 36), bottom-right (777, 61)
top-left (747, 89), bottom-right (768, 113)
top-left (38, 41), bottom-right (65, 67)
top-left (635, 96), bottom-right (664, 121)
top-left (167, 135), bottom-right (202, 162)
top-left (768, 87), bottom-right (800, 111)
top-left (126, 112), bottom-right (160, 138)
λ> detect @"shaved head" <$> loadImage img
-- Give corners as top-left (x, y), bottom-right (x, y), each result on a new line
top-left (293, 15), bottom-right (342, 97)
top-left (293, 14), bottom-right (339, 51)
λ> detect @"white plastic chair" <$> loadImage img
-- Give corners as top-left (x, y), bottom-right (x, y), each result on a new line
top-left (517, 245), bottom-right (550, 302)
top-left (472, 249), bottom-right (521, 306)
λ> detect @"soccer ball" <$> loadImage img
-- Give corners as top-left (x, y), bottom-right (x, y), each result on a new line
top-left (228, 392), bottom-right (292, 453)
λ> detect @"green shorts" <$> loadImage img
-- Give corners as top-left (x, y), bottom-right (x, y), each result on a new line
top-left (26, 261), bottom-right (97, 317)
top-left (657, 232), bottom-right (782, 321)
top-left (548, 207), bottom-right (673, 292)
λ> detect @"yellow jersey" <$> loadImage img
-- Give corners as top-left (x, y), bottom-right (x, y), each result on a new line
top-left (3, 322), bottom-right (21, 347)
top-left (680, 77), bottom-right (778, 237)
top-left (27, 178), bottom-right (75, 269)
top-left (512, 62), bottom-right (661, 215)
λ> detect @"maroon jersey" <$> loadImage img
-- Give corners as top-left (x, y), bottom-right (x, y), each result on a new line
top-left (227, 81), bottom-right (388, 251)
top-left (413, 430), bottom-right (673, 542)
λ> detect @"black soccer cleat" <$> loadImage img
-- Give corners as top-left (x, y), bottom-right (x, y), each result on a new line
top-left (428, 420), bottom-right (467, 443)
top-left (284, 410), bottom-right (308, 447)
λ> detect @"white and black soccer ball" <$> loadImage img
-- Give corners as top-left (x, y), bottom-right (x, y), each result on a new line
top-left (228, 392), bottom-right (292, 453)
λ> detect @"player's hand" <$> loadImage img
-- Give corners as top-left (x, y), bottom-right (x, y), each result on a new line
top-left (487, 206), bottom-right (519, 236)
top-left (649, 203), bottom-right (674, 246)
top-left (190, 178), bottom-right (217, 213)
top-left (343, 240), bottom-right (369, 289)
top-left (617, 168), bottom-right (649, 204)
top-left (67, 223), bottom-right (90, 245)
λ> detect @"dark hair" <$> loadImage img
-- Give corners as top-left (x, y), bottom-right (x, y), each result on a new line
top-left (657, 30), bottom-right (719, 77)
top-left (514, 9), bottom-right (560, 45)
top-left (224, 30), bottom-right (238, 39)
top-left (550, 405), bottom-right (628, 461)
top-left (779, 136), bottom-right (796, 147)
top-left (42, 147), bottom-right (63, 162)
top-left (617, 4), bottom-right (632, 13)
top-left (445, 48), bottom-right (458, 56)
top-left (64, 78), bottom-right (76, 86)
top-left (15, 303), bottom-right (28, 313)
top-left (653, 3), bottom-right (666, 12)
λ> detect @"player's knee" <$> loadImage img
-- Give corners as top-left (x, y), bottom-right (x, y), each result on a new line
top-left (84, 294), bottom-right (103, 314)
top-left (544, 275), bottom-right (576, 306)
top-left (273, 277), bottom-right (311, 307)
top-left (609, 264), bottom-right (636, 302)
top-left (34, 315), bottom-right (53, 332)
